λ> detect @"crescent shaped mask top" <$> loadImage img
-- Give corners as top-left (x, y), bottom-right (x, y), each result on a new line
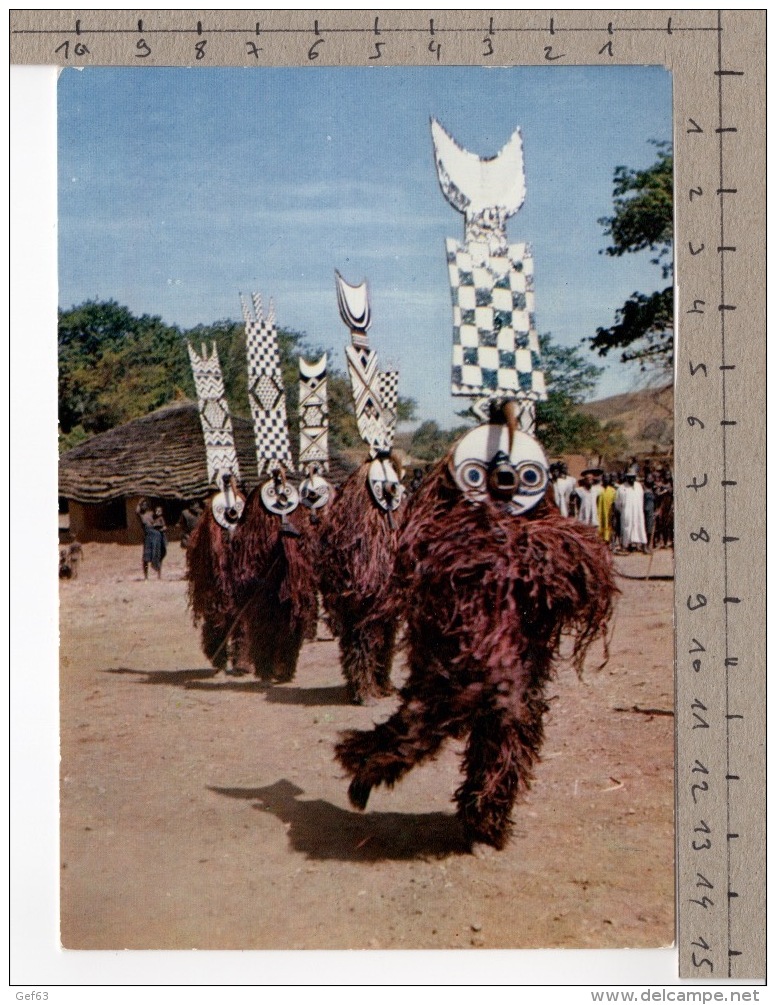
top-left (335, 271), bottom-right (371, 333)
top-left (431, 118), bottom-right (526, 222)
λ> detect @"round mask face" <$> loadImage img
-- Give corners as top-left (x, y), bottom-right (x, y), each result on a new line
top-left (211, 490), bottom-right (245, 530)
top-left (299, 472), bottom-right (331, 510)
top-left (260, 478), bottom-right (300, 517)
top-left (368, 458), bottom-right (405, 512)
top-left (450, 424), bottom-right (549, 515)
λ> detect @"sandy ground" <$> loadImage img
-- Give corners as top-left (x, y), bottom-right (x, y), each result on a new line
top-left (59, 540), bottom-right (674, 951)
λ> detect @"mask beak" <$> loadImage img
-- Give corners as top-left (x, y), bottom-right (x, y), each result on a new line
top-left (487, 450), bottom-right (518, 499)
top-left (502, 399), bottom-right (518, 455)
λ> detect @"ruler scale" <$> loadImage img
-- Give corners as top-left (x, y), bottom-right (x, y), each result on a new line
top-left (12, 9), bottom-right (765, 980)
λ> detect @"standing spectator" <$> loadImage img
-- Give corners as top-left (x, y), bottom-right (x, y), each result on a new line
top-left (653, 476), bottom-right (674, 549)
top-left (551, 462), bottom-right (577, 517)
top-left (408, 468), bottom-right (425, 496)
top-left (574, 469), bottom-right (603, 527)
top-left (136, 499), bottom-right (167, 579)
top-left (643, 477), bottom-right (657, 549)
top-left (615, 467), bottom-right (648, 553)
top-left (59, 537), bottom-right (83, 579)
top-left (596, 473), bottom-right (618, 547)
top-left (179, 501), bottom-right (204, 549)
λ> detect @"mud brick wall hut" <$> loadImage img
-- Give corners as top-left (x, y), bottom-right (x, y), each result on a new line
top-left (59, 400), bottom-right (354, 545)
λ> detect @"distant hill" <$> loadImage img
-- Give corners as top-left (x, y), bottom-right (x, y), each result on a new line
top-left (579, 383), bottom-right (673, 457)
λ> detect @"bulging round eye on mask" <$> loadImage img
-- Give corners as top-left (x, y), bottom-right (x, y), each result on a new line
top-left (514, 460), bottom-right (548, 495)
top-left (457, 460), bottom-right (488, 492)
top-left (260, 478), bottom-right (300, 516)
top-left (450, 424), bottom-right (549, 514)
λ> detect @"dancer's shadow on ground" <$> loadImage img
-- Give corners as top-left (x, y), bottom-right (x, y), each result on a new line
top-left (184, 680), bottom-right (351, 703)
top-left (105, 666), bottom-right (222, 685)
top-left (263, 684), bottom-right (351, 706)
top-left (209, 779), bottom-right (470, 861)
top-left (103, 668), bottom-right (352, 704)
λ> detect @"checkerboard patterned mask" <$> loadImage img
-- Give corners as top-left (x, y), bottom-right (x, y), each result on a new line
top-left (431, 119), bottom-right (547, 431)
top-left (241, 293), bottom-right (295, 478)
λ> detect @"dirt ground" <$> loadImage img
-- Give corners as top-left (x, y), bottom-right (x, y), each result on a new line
top-left (59, 540), bottom-right (674, 951)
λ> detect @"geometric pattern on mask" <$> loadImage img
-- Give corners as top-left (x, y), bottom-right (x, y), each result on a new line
top-left (335, 272), bottom-right (398, 457)
top-left (187, 340), bottom-right (241, 487)
top-left (447, 239), bottom-right (546, 406)
top-left (241, 292), bottom-right (294, 476)
top-left (299, 353), bottom-right (329, 474)
top-left (345, 343), bottom-right (397, 457)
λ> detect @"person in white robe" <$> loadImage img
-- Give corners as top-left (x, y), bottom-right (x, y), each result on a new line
top-left (615, 469), bottom-right (648, 550)
top-left (574, 470), bottom-right (603, 527)
top-left (551, 463), bottom-right (577, 518)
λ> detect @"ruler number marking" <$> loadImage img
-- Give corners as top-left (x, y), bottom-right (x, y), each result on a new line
top-left (54, 40), bottom-right (90, 59)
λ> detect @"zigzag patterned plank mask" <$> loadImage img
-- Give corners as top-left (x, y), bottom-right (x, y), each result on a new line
top-left (241, 292), bottom-right (295, 480)
top-left (187, 341), bottom-right (246, 530)
top-left (187, 341), bottom-right (242, 489)
top-left (298, 354), bottom-right (332, 510)
top-left (431, 119), bottom-right (547, 434)
top-left (335, 270), bottom-right (398, 458)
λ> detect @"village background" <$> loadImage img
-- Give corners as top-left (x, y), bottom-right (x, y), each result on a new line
top-left (50, 65), bottom-right (675, 963)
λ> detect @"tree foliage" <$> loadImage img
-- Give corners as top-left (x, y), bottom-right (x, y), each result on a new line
top-left (590, 142), bottom-right (673, 370)
top-left (58, 300), bottom-right (416, 455)
top-left (538, 332), bottom-right (603, 402)
top-left (409, 419), bottom-right (470, 461)
top-left (534, 332), bottom-right (607, 456)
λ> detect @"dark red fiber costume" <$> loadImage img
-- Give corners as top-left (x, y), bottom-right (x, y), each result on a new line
top-left (336, 454), bottom-right (616, 849)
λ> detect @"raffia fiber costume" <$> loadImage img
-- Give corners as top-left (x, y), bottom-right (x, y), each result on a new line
top-left (336, 457), bottom-right (615, 848)
top-left (318, 458), bottom-right (403, 703)
top-left (318, 271), bottom-right (406, 704)
top-left (228, 484), bottom-right (318, 681)
top-left (186, 505), bottom-right (239, 670)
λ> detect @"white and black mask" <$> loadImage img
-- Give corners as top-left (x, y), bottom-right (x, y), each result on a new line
top-left (211, 485), bottom-right (245, 531)
top-left (299, 471), bottom-right (332, 511)
top-left (368, 457), bottom-right (405, 512)
top-left (450, 425), bottom-right (549, 515)
top-left (260, 474), bottom-right (300, 517)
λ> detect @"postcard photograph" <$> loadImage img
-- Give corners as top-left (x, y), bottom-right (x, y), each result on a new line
top-left (56, 65), bottom-right (675, 952)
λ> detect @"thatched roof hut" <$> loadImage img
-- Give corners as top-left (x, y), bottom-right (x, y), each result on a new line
top-left (59, 400), bottom-right (355, 543)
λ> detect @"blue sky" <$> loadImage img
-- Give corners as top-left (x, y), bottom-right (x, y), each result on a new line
top-left (58, 66), bottom-right (672, 427)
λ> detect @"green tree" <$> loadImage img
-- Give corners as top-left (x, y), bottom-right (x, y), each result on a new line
top-left (58, 300), bottom-right (415, 456)
top-left (534, 332), bottom-right (607, 456)
top-left (534, 394), bottom-right (603, 457)
top-left (410, 419), bottom-right (469, 461)
top-left (58, 300), bottom-right (189, 435)
top-left (589, 142), bottom-right (673, 370)
top-left (538, 332), bottom-right (603, 401)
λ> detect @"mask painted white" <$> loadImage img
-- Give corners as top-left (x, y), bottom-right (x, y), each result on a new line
top-left (211, 488), bottom-right (245, 531)
top-left (260, 478), bottom-right (300, 517)
top-left (300, 471), bottom-right (331, 510)
top-left (450, 425), bottom-right (549, 514)
top-left (368, 457), bottom-right (405, 512)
